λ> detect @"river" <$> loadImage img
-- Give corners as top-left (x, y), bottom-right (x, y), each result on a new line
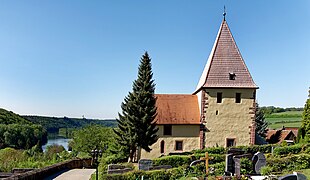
top-left (42, 137), bottom-right (71, 152)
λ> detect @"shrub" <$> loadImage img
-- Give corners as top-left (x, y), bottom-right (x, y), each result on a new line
top-left (0, 148), bottom-right (26, 172)
top-left (193, 153), bottom-right (225, 164)
top-left (273, 144), bottom-right (303, 156)
top-left (101, 167), bottom-right (185, 180)
top-left (237, 144), bottom-right (275, 154)
top-left (260, 166), bottom-right (273, 175)
top-left (153, 155), bottom-right (192, 168)
top-left (209, 162), bottom-right (225, 176)
top-left (193, 146), bottom-right (226, 154)
top-left (266, 153), bottom-right (310, 172)
top-left (45, 144), bottom-right (65, 160)
top-left (240, 158), bottom-right (253, 175)
top-left (183, 162), bottom-right (206, 178)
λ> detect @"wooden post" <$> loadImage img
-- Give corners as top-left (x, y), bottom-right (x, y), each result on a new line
top-left (205, 152), bottom-right (209, 176)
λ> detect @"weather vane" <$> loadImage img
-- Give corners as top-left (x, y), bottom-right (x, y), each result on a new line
top-left (223, 6), bottom-right (226, 20)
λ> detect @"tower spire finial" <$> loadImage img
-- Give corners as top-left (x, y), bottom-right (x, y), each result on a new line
top-left (223, 6), bottom-right (226, 20)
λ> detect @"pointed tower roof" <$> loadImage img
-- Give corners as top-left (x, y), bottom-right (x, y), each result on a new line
top-left (194, 19), bottom-right (258, 93)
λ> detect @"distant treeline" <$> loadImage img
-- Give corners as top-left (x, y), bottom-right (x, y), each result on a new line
top-left (22, 115), bottom-right (117, 133)
top-left (0, 108), bottom-right (48, 150)
top-left (260, 106), bottom-right (303, 115)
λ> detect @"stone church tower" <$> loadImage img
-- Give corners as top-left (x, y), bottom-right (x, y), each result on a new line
top-left (194, 17), bottom-right (258, 148)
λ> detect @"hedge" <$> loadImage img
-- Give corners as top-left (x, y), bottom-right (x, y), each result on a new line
top-left (236, 144), bottom-right (275, 154)
top-left (192, 147), bottom-right (226, 154)
top-left (266, 153), bottom-right (310, 172)
top-left (273, 143), bottom-right (310, 156)
top-left (101, 167), bottom-right (184, 180)
top-left (152, 155), bottom-right (192, 168)
top-left (192, 144), bottom-right (276, 155)
top-left (193, 153), bottom-right (225, 164)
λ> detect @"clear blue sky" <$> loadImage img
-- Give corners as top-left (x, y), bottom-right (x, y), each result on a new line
top-left (0, 1), bottom-right (309, 119)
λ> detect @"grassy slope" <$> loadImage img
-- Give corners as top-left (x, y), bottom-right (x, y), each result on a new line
top-left (266, 111), bottom-right (303, 129)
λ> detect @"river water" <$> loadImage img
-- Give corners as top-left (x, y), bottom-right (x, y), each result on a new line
top-left (42, 137), bottom-right (71, 152)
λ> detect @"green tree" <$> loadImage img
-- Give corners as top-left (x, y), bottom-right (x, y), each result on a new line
top-left (71, 125), bottom-right (114, 154)
top-left (255, 103), bottom-right (269, 138)
top-left (300, 88), bottom-right (310, 141)
top-left (114, 52), bottom-right (158, 162)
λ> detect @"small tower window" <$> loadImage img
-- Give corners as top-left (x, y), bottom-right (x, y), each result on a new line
top-left (235, 93), bottom-right (241, 103)
top-left (229, 73), bottom-right (236, 80)
top-left (217, 93), bottom-right (222, 103)
top-left (163, 125), bottom-right (172, 135)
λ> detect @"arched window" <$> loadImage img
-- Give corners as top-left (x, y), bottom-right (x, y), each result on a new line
top-left (160, 140), bottom-right (165, 154)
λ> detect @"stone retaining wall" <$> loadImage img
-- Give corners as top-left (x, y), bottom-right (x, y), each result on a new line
top-left (3, 158), bottom-right (92, 180)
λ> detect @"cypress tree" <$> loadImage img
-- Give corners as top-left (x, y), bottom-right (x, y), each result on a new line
top-left (114, 52), bottom-right (158, 162)
top-left (255, 103), bottom-right (269, 138)
top-left (300, 88), bottom-right (310, 141)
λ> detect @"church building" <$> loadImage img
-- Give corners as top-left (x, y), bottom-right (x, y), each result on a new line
top-left (141, 15), bottom-right (258, 159)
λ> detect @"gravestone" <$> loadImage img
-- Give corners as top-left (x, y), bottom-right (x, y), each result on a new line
top-left (225, 153), bottom-right (234, 174)
top-left (108, 164), bottom-right (126, 170)
top-left (293, 172), bottom-right (307, 180)
top-left (225, 148), bottom-right (245, 175)
top-left (278, 174), bottom-right (298, 180)
top-left (138, 159), bottom-right (153, 171)
top-left (233, 158), bottom-right (241, 176)
top-left (252, 152), bottom-right (266, 174)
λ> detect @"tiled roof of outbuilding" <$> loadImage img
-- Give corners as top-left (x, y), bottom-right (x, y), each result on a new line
top-left (155, 94), bottom-right (200, 125)
top-left (266, 129), bottom-right (296, 144)
top-left (195, 19), bottom-right (258, 93)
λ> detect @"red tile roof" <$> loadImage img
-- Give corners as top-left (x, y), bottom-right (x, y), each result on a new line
top-left (195, 19), bottom-right (258, 93)
top-left (266, 129), bottom-right (296, 144)
top-left (283, 127), bottom-right (299, 137)
top-left (155, 94), bottom-right (201, 125)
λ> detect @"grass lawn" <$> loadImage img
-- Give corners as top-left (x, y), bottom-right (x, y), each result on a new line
top-left (271, 111), bottom-right (303, 116)
top-left (266, 116), bottom-right (302, 129)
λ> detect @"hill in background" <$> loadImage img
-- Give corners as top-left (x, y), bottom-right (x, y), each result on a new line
top-left (0, 108), bottom-right (33, 125)
top-left (22, 115), bottom-right (117, 133)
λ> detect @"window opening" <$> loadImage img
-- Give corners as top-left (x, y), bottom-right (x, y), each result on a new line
top-left (229, 73), bottom-right (236, 80)
top-left (217, 93), bottom-right (222, 103)
top-left (226, 138), bottom-right (236, 147)
top-left (236, 93), bottom-right (241, 103)
top-left (175, 141), bottom-right (183, 151)
top-left (160, 140), bottom-right (165, 154)
top-left (163, 125), bottom-right (172, 135)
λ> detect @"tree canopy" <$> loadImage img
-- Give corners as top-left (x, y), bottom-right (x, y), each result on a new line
top-left (0, 108), bottom-right (32, 125)
top-left (0, 108), bottom-right (47, 149)
top-left (114, 52), bottom-right (158, 162)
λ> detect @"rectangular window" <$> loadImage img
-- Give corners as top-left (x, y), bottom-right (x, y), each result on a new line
top-left (235, 93), bottom-right (241, 103)
top-left (163, 125), bottom-right (172, 135)
top-left (217, 93), bottom-right (222, 103)
top-left (226, 138), bottom-right (236, 147)
top-left (175, 141), bottom-right (183, 151)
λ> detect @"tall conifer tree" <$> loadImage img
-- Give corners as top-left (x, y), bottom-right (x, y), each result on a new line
top-left (255, 103), bottom-right (269, 138)
top-left (300, 88), bottom-right (310, 141)
top-left (114, 52), bottom-right (158, 162)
